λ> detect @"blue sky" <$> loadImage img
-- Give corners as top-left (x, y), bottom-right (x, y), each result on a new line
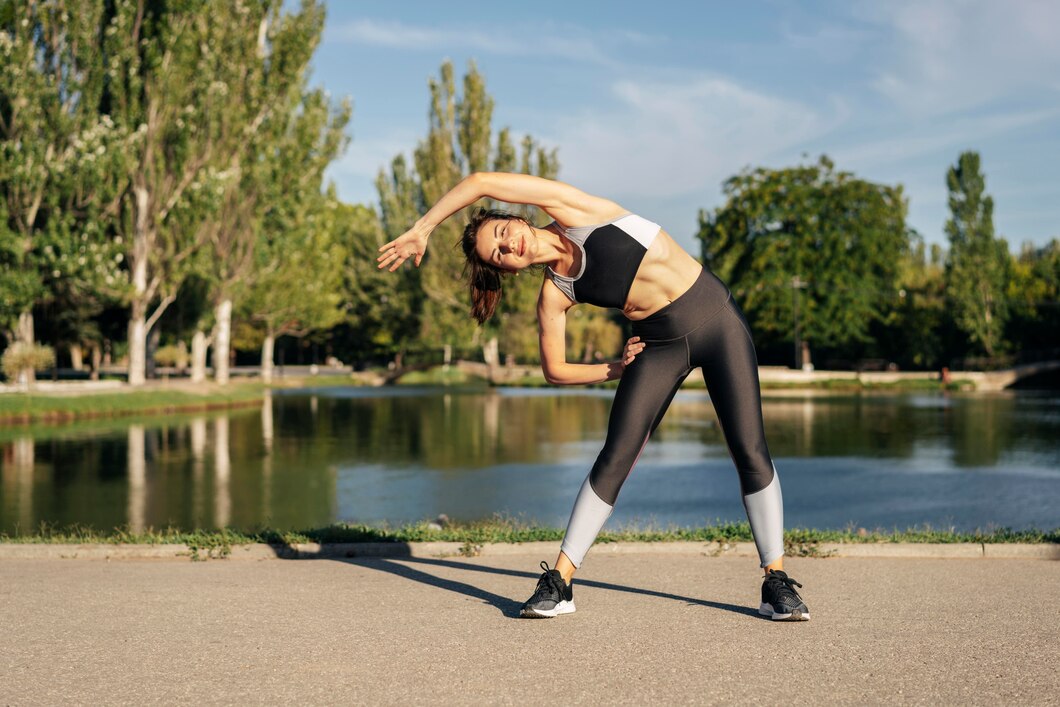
top-left (308, 0), bottom-right (1060, 252)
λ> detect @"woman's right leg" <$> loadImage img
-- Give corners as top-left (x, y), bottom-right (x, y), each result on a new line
top-left (558, 337), bottom-right (690, 574)
top-left (521, 338), bottom-right (690, 617)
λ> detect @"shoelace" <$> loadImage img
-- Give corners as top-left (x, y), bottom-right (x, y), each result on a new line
top-left (766, 570), bottom-right (803, 600)
top-left (536, 560), bottom-right (564, 598)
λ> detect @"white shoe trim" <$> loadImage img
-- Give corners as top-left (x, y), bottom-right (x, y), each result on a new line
top-left (759, 601), bottom-right (810, 621)
top-left (523, 599), bottom-right (576, 618)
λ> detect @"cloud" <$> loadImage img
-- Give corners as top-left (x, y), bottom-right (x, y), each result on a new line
top-left (545, 75), bottom-right (845, 202)
top-left (329, 18), bottom-right (619, 66)
top-left (832, 107), bottom-right (1060, 166)
top-left (853, 0), bottom-right (1060, 115)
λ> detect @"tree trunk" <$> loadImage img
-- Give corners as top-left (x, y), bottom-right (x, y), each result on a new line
top-left (261, 331), bottom-right (275, 384)
top-left (16, 311), bottom-right (33, 345)
top-left (191, 330), bottom-right (209, 383)
top-left (482, 336), bottom-right (499, 369)
top-left (127, 302), bottom-right (147, 386)
top-left (146, 326), bottom-right (160, 380)
top-left (213, 298), bottom-right (233, 385)
top-left (128, 186), bottom-right (151, 387)
top-left (90, 343), bottom-right (101, 381)
top-left (70, 343), bottom-right (84, 371)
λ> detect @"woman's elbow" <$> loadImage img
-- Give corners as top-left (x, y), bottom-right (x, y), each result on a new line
top-left (541, 364), bottom-right (565, 386)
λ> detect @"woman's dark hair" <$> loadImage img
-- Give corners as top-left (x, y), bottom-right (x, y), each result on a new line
top-left (460, 208), bottom-right (530, 324)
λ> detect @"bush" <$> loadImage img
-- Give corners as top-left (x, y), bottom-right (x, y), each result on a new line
top-left (154, 343), bottom-right (188, 369)
top-left (1, 342), bottom-right (56, 380)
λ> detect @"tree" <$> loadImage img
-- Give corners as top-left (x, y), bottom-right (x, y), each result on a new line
top-left (236, 80), bottom-right (351, 384)
top-left (698, 156), bottom-right (910, 367)
top-left (1005, 239), bottom-right (1060, 354)
top-left (0, 0), bottom-right (125, 357)
top-left (944, 151), bottom-right (1009, 358)
top-left (193, 1), bottom-right (333, 385)
top-left (237, 189), bottom-right (346, 383)
top-left (375, 60), bottom-right (561, 366)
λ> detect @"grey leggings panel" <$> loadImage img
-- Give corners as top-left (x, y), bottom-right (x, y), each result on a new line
top-left (560, 268), bottom-right (784, 568)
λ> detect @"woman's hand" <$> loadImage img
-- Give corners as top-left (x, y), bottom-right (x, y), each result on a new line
top-left (621, 336), bottom-right (645, 369)
top-left (377, 223), bottom-right (430, 272)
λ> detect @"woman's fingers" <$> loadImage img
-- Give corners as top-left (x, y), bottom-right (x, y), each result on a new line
top-left (622, 336), bottom-right (645, 366)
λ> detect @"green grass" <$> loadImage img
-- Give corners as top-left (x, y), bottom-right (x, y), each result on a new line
top-left (0, 382), bottom-right (267, 423)
top-left (4, 518), bottom-right (1056, 548)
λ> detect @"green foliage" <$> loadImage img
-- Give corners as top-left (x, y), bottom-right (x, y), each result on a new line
top-left (4, 519), bottom-right (1057, 548)
top-left (375, 60), bottom-right (563, 364)
top-left (944, 151), bottom-right (1010, 357)
top-left (0, 0), bottom-right (126, 340)
top-left (698, 156), bottom-right (909, 358)
top-left (1, 342), bottom-right (55, 377)
top-left (1005, 240), bottom-right (1060, 353)
top-left (153, 344), bottom-right (188, 368)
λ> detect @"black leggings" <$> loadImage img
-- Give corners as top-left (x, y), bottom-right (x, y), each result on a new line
top-left (560, 268), bottom-right (784, 568)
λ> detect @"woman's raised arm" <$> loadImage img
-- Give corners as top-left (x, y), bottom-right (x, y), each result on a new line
top-left (376, 173), bottom-right (622, 272)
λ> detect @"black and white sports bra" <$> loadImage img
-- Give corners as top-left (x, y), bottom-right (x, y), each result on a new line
top-left (544, 213), bottom-right (661, 309)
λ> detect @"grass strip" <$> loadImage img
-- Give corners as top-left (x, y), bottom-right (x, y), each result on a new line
top-left (4, 519), bottom-right (1057, 547)
top-left (0, 383), bottom-right (267, 424)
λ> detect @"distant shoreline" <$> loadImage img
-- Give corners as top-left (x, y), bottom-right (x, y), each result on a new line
top-left (2, 365), bottom-right (1048, 425)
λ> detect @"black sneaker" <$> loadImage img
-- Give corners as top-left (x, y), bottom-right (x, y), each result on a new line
top-left (759, 569), bottom-right (810, 621)
top-left (519, 561), bottom-right (575, 618)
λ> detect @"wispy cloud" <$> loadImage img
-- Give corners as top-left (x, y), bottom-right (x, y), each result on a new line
top-left (546, 75), bottom-right (846, 202)
top-left (330, 18), bottom-right (624, 67)
top-left (832, 107), bottom-right (1060, 167)
top-left (852, 0), bottom-right (1060, 115)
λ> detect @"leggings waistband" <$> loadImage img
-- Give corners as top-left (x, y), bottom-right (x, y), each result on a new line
top-left (630, 268), bottom-right (731, 341)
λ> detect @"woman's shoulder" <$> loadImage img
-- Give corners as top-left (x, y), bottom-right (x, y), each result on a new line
top-left (546, 196), bottom-right (629, 230)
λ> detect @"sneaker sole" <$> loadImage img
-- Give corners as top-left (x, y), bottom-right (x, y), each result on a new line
top-left (520, 600), bottom-right (576, 619)
top-left (759, 602), bottom-right (810, 621)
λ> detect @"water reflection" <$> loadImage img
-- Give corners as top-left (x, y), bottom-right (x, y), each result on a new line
top-left (1, 388), bottom-right (1057, 535)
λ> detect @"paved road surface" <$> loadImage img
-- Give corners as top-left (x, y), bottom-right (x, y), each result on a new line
top-left (2, 554), bottom-right (1057, 705)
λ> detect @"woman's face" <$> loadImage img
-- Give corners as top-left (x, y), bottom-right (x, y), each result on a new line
top-left (475, 218), bottom-right (533, 272)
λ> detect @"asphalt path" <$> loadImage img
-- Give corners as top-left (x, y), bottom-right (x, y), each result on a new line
top-left (2, 554), bottom-right (1057, 705)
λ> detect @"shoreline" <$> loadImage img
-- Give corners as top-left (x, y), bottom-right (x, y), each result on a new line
top-left (1, 370), bottom-right (1034, 426)
top-left (1, 540), bottom-right (1057, 562)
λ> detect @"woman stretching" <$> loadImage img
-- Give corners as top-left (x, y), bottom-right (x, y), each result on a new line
top-left (377, 172), bottom-right (810, 621)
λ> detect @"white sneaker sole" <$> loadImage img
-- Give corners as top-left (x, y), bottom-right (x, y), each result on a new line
top-left (759, 602), bottom-right (810, 621)
top-left (520, 600), bottom-right (576, 619)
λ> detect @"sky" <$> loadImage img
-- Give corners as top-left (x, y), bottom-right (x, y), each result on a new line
top-left (306, 0), bottom-right (1060, 252)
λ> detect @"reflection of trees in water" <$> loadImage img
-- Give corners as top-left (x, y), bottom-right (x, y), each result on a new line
top-left (1, 391), bottom-right (1055, 534)
top-left (2, 437), bottom-right (35, 530)
top-left (127, 425), bottom-right (146, 532)
top-left (653, 393), bottom-right (1036, 468)
top-left (312, 392), bottom-right (615, 470)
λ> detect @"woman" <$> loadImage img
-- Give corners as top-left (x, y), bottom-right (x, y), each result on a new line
top-left (377, 172), bottom-right (810, 621)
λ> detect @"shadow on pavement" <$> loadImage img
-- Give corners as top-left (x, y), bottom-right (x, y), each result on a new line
top-left (268, 542), bottom-right (759, 619)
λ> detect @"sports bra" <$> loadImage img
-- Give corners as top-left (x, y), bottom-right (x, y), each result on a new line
top-left (544, 213), bottom-right (661, 309)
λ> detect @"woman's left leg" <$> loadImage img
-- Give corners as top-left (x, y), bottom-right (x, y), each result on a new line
top-left (688, 297), bottom-right (784, 570)
top-left (689, 297), bottom-right (810, 620)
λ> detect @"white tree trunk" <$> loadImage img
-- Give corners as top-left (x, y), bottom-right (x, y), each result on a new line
top-left (191, 330), bottom-right (209, 383)
top-left (261, 332), bottom-right (275, 384)
top-left (70, 343), bottom-right (84, 371)
top-left (127, 306), bottom-right (147, 386)
top-left (16, 311), bottom-right (33, 345)
top-left (128, 186), bottom-right (151, 387)
top-left (213, 298), bottom-right (233, 385)
top-left (482, 336), bottom-right (499, 369)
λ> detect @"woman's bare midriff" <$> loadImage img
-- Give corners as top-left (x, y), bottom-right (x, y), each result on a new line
top-left (622, 229), bottom-right (703, 321)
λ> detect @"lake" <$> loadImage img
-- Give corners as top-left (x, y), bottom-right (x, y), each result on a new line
top-left (2, 386), bottom-right (1058, 535)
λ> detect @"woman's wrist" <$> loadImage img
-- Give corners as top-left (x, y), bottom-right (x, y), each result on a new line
top-left (413, 218), bottom-right (434, 238)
